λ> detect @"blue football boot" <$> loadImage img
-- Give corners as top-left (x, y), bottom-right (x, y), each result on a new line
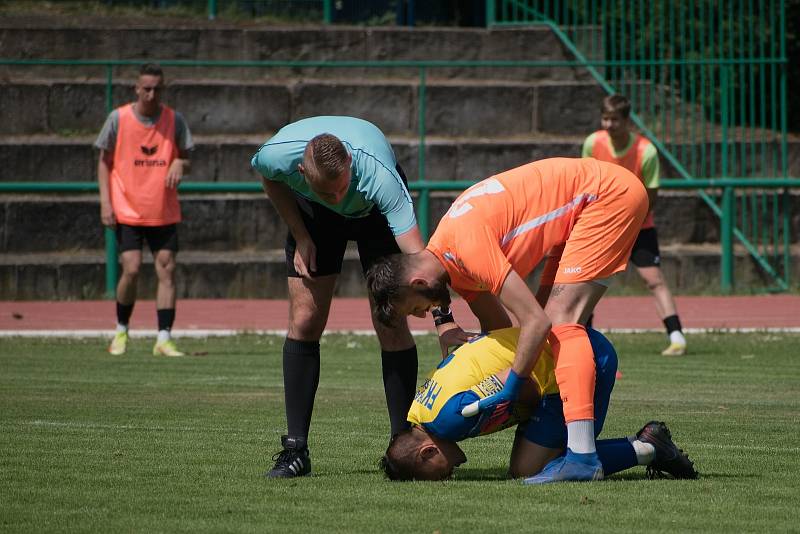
top-left (523, 448), bottom-right (604, 484)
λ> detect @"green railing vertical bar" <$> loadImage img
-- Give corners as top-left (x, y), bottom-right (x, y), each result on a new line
top-left (727, 0), bottom-right (737, 179)
top-left (778, 0), bottom-right (787, 179)
top-left (104, 228), bottom-right (117, 298)
top-left (748, 0), bottom-right (757, 177)
top-left (207, 0), bottom-right (216, 20)
top-left (772, 191), bottom-right (780, 268)
top-left (104, 62), bottom-right (118, 298)
top-left (738, 0), bottom-right (746, 179)
top-left (323, 0), bottom-right (332, 24)
top-left (699, 3), bottom-right (708, 179)
top-left (721, 186), bottom-right (735, 293)
top-left (415, 184), bottom-right (431, 243)
top-left (486, 0), bottom-right (495, 26)
top-left (688, 0), bottom-right (698, 177)
top-left (416, 66), bottom-right (429, 240)
top-left (759, 0), bottom-right (767, 177)
top-left (720, 65), bottom-right (729, 178)
top-left (781, 188), bottom-right (790, 287)
top-left (417, 66), bottom-right (427, 183)
top-left (769, 0), bottom-right (778, 178)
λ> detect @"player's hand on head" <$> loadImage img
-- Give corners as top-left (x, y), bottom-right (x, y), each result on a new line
top-left (438, 325), bottom-right (480, 356)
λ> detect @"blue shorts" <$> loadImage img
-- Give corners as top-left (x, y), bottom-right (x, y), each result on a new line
top-left (518, 328), bottom-right (618, 448)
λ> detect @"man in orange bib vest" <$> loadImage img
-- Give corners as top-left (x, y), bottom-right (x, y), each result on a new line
top-left (582, 95), bottom-right (687, 356)
top-left (95, 63), bottom-right (193, 357)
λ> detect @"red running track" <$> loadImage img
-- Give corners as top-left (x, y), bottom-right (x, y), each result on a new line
top-left (0, 295), bottom-right (798, 332)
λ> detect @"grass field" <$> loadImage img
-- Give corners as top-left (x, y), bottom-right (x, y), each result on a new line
top-left (1, 332), bottom-right (799, 533)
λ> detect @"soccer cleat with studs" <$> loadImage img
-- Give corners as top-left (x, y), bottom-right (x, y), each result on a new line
top-left (108, 331), bottom-right (128, 355)
top-left (266, 435), bottom-right (311, 478)
top-left (152, 339), bottom-right (185, 357)
top-left (637, 420), bottom-right (698, 479)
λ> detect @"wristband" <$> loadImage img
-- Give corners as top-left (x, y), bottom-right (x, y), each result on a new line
top-left (431, 306), bottom-right (454, 327)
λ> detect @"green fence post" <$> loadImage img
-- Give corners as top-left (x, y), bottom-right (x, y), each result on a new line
top-left (207, 0), bottom-right (216, 20)
top-left (782, 187), bottom-right (790, 288)
top-left (721, 65), bottom-right (729, 178)
top-left (323, 0), bottom-right (332, 24)
top-left (417, 66), bottom-right (426, 182)
top-left (104, 63), bottom-right (118, 299)
top-left (105, 228), bottom-right (118, 298)
top-left (416, 184), bottom-right (430, 242)
top-left (486, 0), bottom-right (495, 26)
top-left (721, 186), bottom-right (734, 293)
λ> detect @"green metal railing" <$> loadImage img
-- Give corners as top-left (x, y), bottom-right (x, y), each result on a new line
top-left (1, 178), bottom-right (797, 295)
top-left (1, 40), bottom-right (794, 293)
top-left (487, 0), bottom-right (792, 290)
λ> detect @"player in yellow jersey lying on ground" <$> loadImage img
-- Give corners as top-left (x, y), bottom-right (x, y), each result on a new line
top-left (380, 327), bottom-right (698, 482)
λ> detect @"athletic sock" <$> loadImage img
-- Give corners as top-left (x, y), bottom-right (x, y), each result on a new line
top-left (283, 338), bottom-right (321, 440)
top-left (663, 314), bottom-right (684, 337)
top-left (567, 420), bottom-right (596, 454)
top-left (596, 438), bottom-right (638, 476)
top-left (669, 330), bottom-right (687, 346)
top-left (381, 346), bottom-right (418, 436)
top-left (551, 323), bottom-right (597, 453)
top-left (157, 308), bottom-right (176, 332)
top-left (629, 437), bottom-right (656, 465)
top-left (116, 302), bottom-right (134, 327)
top-left (116, 323), bottom-right (129, 334)
top-left (157, 330), bottom-right (170, 343)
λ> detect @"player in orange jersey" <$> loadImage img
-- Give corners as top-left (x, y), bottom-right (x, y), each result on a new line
top-left (367, 157), bottom-right (648, 483)
top-left (583, 94), bottom-right (687, 356)
top-left (95, 64), bottom-right (193, 357)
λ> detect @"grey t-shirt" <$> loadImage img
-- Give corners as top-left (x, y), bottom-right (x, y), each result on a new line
top-left (94, 104), bottom-right (194, 153)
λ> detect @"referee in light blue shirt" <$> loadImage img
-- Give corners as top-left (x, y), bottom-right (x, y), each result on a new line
top-left (251, 116), bottom-right (424, 478)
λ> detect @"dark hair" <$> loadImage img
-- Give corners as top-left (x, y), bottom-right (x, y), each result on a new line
top-left (139, 63), bottom-right (164, 78)
top-left (379, 429), bottom-right (421, 481)
top-left (602, 94), bottom-right (631, 118)
top-left (366, 254), bottom-right (410, 327)
top-left (304, 133), bottom-right (349, 181)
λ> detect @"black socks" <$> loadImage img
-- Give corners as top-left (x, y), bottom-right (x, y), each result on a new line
top-left (283, 338), bottom-right (321, 439)
top-left (381, 346), bottom-right (419, 436)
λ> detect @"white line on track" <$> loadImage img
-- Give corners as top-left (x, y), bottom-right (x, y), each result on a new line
top-left (1, 327), bottom-right (799, 338)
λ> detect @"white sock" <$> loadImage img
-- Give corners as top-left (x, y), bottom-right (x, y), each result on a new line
top-left (670, 330), bottom-right (686, 345)
top-left (567, 420), bottom-right (596, 454)
top-left (629, 437), bottom-right (656, 465)
top-left (157, 330), bottom-right (171, 343)
top-left (116, 324), bottom-right (128, 334)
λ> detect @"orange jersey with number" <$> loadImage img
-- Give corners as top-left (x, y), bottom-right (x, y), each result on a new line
top-left (110, 104), bottom-right (181, 226)
top-left (427, 157), bottom-right (647, 300)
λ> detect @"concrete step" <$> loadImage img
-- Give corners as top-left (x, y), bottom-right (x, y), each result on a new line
top-left (1, 244), bottom-right (796, 300)
top-left (3, 134), bottom-right (798, 185)
top-left (3, 191), bottom-right (791, 255)
top-left (0, 20), bottom-right (594, 82)
top-left (0, 134), bottom-right (585, 184)
top-left (0, 79), bottom-right (606, 137)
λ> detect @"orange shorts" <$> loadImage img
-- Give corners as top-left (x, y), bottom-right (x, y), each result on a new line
top-left (552, 164), bottom-right (648, 284)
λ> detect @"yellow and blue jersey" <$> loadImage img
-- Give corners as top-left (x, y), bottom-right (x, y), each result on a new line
top-left (407, 327), bottom-right (558, 441)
